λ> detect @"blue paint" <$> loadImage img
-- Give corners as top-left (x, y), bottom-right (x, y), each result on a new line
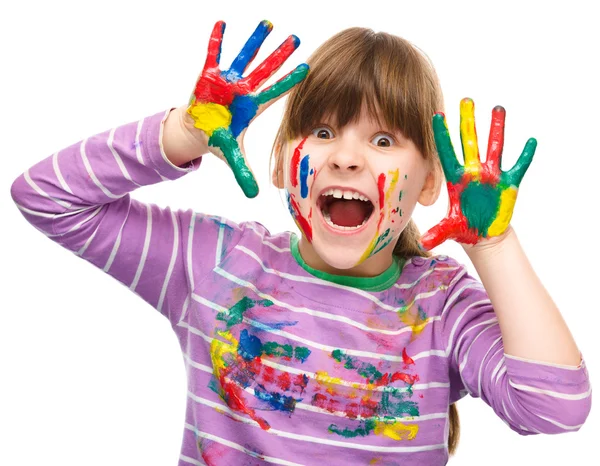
top-left (285, 190), bottom-right (295, 217)
top-left (225, 20), bottom-right (272, 80)
top-left (300, 154), bottom-right (310, 198)
top-left (216, 22), bottom-right (225, 65)
top-left (253, 320), bottom-right (299, 330)
top-left (254, 385), bottom-right (299, 412)
top-left (229, 94), bottom-right (259, 138)
top-left (238, 329), bottom-right (262, 360)
top-left (310, 168), bottom-right (314, 175)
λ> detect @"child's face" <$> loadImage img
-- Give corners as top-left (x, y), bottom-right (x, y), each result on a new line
top-left (274, 108), bottom-right (439, 275)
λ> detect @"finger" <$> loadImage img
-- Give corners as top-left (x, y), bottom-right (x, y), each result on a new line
top-left (433, 112), bottom-right (464, 184)
top-left (204, 21), bottom-right (226, 71)
top-left (503, 138), bottom-right (537, 187)
top-left (238, 35), bottom-right (301, 92)
top-left (225, 20), bottom-right (273, 80)
top-left (419, 217), bottom-right (458, 251)
top-left (485, 105), bottom-right (506, 175)
top-left (208, 127), bottom-right (259, 198)
top-left (255, 63), bottom-right (309, 107)
top-left (459, 98), bottom-right (482, 176)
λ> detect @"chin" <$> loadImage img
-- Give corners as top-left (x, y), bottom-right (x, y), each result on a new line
top-left (310, 238), bottom-right (366, 271)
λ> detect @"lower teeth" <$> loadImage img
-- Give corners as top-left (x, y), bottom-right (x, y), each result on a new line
top-left (323, 211), bottom-right (368, 230)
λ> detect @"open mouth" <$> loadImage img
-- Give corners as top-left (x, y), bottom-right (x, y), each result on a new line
top-left (317, 188), bottom-right (375, 230)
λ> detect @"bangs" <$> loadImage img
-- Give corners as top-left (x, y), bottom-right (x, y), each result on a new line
top-left (279, 28), bottom-right (443, 159)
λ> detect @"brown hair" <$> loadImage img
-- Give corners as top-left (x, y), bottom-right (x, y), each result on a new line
top-left (273, 27), bottom-right (459, 454)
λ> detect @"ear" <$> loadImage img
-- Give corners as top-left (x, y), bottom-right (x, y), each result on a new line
top-left (418, 165), bottom-right (442, 206)
top-left (271, 142), bottom-right (286, 189)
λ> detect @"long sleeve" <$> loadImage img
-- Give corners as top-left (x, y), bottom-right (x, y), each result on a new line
top-left (440, 262), bottom-right (592, 435)
top-left (10, 109), bottom-right (245, 325)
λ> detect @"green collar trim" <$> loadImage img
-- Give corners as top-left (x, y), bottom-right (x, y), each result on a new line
top-left (289, 234), bottom-right (403, 292)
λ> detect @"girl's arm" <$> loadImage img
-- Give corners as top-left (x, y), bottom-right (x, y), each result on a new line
top-left (464, 226), bottom-right (581, 366)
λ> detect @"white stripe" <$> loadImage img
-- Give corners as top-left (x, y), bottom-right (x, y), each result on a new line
top-left (134, 117), bottom-right (170, 182)
top-left (504, 353), bottom-right (585, 370)
top-left (186, 392), bottom-right (447, 453)
top-left (103, 207), bottom-right (127, 273)
top-left (245, 224), bottom-right (291, 252)
top-left (477, 335), bottom-right (502, 398)
top-left (157, 210), bottom-right (179, 313)
top-left (14, 202), bottom-right (99, 220)
top-left (107, 127), bottom-right (143, 187)
top-left (215, 223), bottom-right (224, 266)
top-left (23, 169), bottom-right (72, 209)
top-left (135, 119), bottom-right (145, 165)
top-left (444, 299), bottom-right (493, 358)
top-left (130, 204), bottom-right (152, 291)
top-left (452, 316), bottom-right (498, 366)
top-left (189, 428), bottom-right (305, 466)
top-left (192, 291), bottom-right (442, 361)
top-left (212, 266), bottom-right (439, 335)
top-left (52, 151), bottom-right (74, 195)
top-left (235, 245), bottom-right (451, 313)
top-left (393, 265), bottom-right (460, 289)
top-left (534, 414), bottom-right (585, 431)
top-left (179, 454), bottom-right (203, 466)
top-left (80, 138), bottom-right (122, 199)
top-left (76, 222), bottom-right (100, 256)
top-left (184, 345), bottom-right (448, 396)
top-left (508, 381), bottom-right (592, 400)
top-left (458, 322), bottom-right (499, 396)
top-left (490, 350), bottom-right (505, 385)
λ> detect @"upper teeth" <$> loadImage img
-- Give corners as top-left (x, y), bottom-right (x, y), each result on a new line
top-left (322, 188), bottom-right (369, 202)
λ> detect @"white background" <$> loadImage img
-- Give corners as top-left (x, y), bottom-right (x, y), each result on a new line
top-left (1, 0), bottom-right (598, 464)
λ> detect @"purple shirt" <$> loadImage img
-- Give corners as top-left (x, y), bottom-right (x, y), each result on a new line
top-left (11, 109), bottom-right (592, 466)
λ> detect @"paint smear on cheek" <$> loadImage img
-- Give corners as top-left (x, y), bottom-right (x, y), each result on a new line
top-left (290, 137), bottom-right (308, 187)
top-left (299, 154), bottom-right (310, 198)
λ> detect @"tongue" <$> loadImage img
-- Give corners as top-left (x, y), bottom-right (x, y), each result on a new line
top-left (328, 200), bottom-right (370, 227)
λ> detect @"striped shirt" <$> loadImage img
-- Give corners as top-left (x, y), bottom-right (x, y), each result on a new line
top-left (11, 109), bottom-right (592, 466)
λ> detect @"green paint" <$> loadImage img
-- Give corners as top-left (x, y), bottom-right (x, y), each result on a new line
top-left (459, 182), bottom-right (501, 236)
top-left (380, 389), bottom-right (419, 416)
top-left (217, 297), bottom-right (273, 328)
top-left (209, 127), bottom-right (259, 198)
top-left (432, 114), bottom-right (463, 184)
top-left (328, 418), bottom-right (377, 438)
top-left (398, 190), bottom-right (403, 201)
top-left (404, 174), bottom-right (408, 180)
top-left (263, 341), bottom-right (311, 362)
top-left (294, 346), bottom-right (311, 362)
top-left (370, 228), bottom-right (391, 256)
top-left (332, 349), bottom-right (384, 383)
top-left (255, 64), bottom-right (309, 106)
top-left (399, 209), bottom-right (403, 217)
top-left (502, 137), bottom-right (537, 187)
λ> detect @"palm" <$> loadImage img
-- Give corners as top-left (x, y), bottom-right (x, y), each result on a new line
top-left (187, 20), bottom-right (309, 198)
top-left (420, 98), bottom-right (537, 250)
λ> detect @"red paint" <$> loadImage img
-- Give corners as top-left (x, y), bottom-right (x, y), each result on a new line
top-left (312, 393), bottom-right (341, 413)
top-left (485, 106), bottom-right (506, 181)
top-left (290, 194), bottom-right (312, 241)
top-left (402, 348), bottom-right (414, 365)
top-left (290, 137), bottom-right (307, 187)
top-left (277, 372), bottom-right (292, 391)
top-left (377, 172), bottom-right (386, 210)
top-left (238, 35), bottom-right (300, 92)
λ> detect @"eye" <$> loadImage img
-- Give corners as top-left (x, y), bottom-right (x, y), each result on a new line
top-left (372, 133), bottom-right (395, 147)
top-left (312, 127), bottom-right (334, 139)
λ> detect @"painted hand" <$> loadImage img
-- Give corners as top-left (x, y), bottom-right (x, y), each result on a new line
top-left (420, 98), bottom-right (537, 250)
top-left (187, 20), bottom-right (309, 198)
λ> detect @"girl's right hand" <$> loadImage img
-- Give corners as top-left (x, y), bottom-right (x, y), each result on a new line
top-left (184, 20), bottom-right (309, 198)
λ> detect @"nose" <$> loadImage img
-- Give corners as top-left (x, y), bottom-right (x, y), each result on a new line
top-left (327, 140), bottom-right (365, 174)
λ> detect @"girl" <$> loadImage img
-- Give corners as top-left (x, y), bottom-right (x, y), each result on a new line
top-left (10, 20), bottom-right (591, 466)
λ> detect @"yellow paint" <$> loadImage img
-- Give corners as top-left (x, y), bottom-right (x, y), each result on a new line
top-left (210, 330), bottom-right (239, 375)
top-left (356, 169), bottom-right (399, 265)
top-left (187, 102), bottom-right (232, 136)
top-left (396, 299), bottom-right (428, 339)
top-left (459, 98), bottom-right (481, 180)
top-left (487, 186), bottom-right (518, 236)
top-left (385, 169), bottom-right (399, 212)
top-left (315, 371), bottom-right (377, 391)
top-left (374, 419), bottom-right (419, 440)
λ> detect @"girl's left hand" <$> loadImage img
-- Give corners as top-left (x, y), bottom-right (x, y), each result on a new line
top-left (420, 98), bottom-right (537, 251)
